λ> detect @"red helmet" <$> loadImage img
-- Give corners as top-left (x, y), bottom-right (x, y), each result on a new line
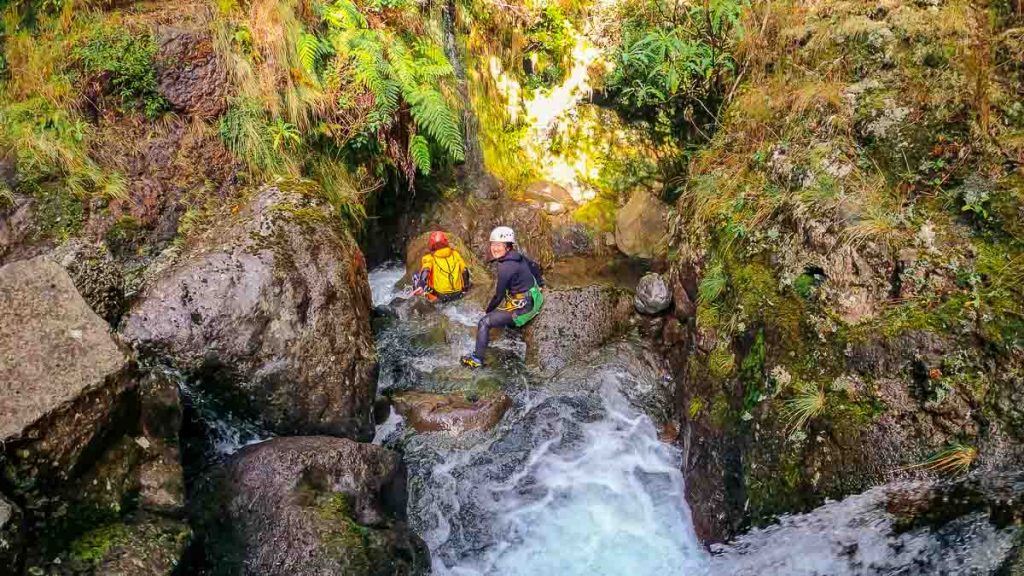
top-left (428, 231), bottom-right (449, 251)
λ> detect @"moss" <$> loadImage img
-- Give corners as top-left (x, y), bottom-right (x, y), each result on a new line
top-left (105, 214), bottom-right (142, 253)
top-left (69, 523), bottom-right (129, 564)
top-left (709, 391), bottom-right (733, 430)
top-left (739, 330), bottom-right (766, 412)
top-left (31, 184), bottom-right (84, 241)
top-left (573, 197), bottom-right (618, 233)
top-left (314, 492), bottom-right (370, 572)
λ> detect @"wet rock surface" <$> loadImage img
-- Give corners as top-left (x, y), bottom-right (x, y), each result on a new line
top-left (0, 256), bottom-right (189, 572)
top-left (190, 436), bottom-right (429, 576)
top-left (523, 286), bottom-right (634, 373)
top-left (0, 257), bottom-right (140, 537)
top-left (121, 184), bottom-right (377, 440)
top-left (50, 240), bottom-right (125, 325)
top-left (391, 390), bottom-right (512, 434)
top-left (55, 514), bottom-right (190, 576)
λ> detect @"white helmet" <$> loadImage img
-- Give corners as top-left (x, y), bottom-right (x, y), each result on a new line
top-left (489, 226), bottom-right (515, 243)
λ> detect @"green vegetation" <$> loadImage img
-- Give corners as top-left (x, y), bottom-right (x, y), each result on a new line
top-left (0, 5), bottom-right (131, 240)
top-left (783, 380), bottom-right (826, 434)
top-left (524, 5), bottom-right (574, 90)
top-left (73, 27), bottom-right (167, 117)
top-left (606, 0), bottom-right (747, 138)
top-left (69, 523), bottom-right (129, 564)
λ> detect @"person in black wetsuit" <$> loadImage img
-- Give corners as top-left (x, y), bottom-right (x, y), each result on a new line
top-left (461, 226), bottom-right (544, 368)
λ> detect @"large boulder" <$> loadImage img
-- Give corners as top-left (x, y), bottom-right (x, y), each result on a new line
top-left (192, 436), bottom-right (429, 576)
top-left (0, 257), bottom-right (139, 532)
top-left (0, 256), bottom-right (185, 571)
top-left (614, 190), bottom-right (669, 259)
top-left (121, 184), bottom-right (377, 440)
top-left (56, 514), bottom-right (190, 576)
top-left (523, 181), bottom-right (577, 215)
top-left (524, 286), bottom-right (635, 374)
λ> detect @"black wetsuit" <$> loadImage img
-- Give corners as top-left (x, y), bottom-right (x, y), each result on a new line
top-left (474, 250), bottom-right (544, 359)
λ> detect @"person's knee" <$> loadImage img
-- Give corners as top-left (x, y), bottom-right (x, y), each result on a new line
top-left (478, 314), bottom-right (492, 330)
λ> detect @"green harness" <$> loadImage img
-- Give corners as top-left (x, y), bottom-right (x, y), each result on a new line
top-left (512, 282), bottom-right (544, 327)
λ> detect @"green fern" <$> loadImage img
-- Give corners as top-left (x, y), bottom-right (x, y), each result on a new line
top-left (297, 32), bottom-right (323, 76)
top-left (409, 135), bottom-right (431, 175)
top-left (323, 0), bottom-right (367, 30)
top-left (407, 88), bottom-right (465, 161)
top-left (317, 0), bottom-right (465, 172)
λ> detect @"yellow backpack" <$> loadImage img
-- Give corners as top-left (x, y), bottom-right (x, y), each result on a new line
top-left (421, 247), bottom-right (467, 295)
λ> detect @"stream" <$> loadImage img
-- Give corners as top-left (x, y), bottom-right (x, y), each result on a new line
top-left (173, 265), bottom-right (1021, 575)
top-left (366, 265), bottom-right (1022, 576)
top-left (368, 265), bottom-right (708, 575)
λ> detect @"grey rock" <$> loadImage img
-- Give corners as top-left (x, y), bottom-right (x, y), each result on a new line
top-left (193, 436), bottom-right (429, 576)
top-left (524, 287), bottom-right (634, 374)
top-left (121, 185), bottom-right (377, 439)
top-left (50, 240), bottom-right (125, 325)
top-left (0, 256), bottom-right (136, 484)
top-left (634, 272), bottom-right (672, 315)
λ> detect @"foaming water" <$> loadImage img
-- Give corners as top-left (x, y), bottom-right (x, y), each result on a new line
top-left (367, 266), bottom-right (1024, 575)
top-left (369, 261), bottom-right (408, 307)
top-left (406, 384), bottom-right (708, 576)
top-left (709, 483), bottom-right (1020, 575)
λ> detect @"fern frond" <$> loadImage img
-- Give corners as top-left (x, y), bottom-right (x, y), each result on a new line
top-left (298, 32), bottom-right (322, 77)
top-left (409, 134), bottom-right (431, 175)
top-left (323, 0), bottom-right (367, 30)
top-left (386, 36), bottom-right (418, 89)
top-left (412, 39), bottom-right (454, 81)
top-left (406, 88), bottom-right (464, 161)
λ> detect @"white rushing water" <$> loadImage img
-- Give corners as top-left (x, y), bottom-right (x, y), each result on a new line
top-left (369, 266), bottom-right (709, 576)
top-left (369, 261), bottom-right (409, 307)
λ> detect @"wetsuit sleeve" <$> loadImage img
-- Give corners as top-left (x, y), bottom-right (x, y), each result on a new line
top-left (419, 254), bottom-right (434, 290)
top-left (486, 261), bottom-right (511, 313)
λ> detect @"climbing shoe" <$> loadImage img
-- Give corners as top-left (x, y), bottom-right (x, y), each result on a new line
top-left (461, 354), bottom-right (484, 369)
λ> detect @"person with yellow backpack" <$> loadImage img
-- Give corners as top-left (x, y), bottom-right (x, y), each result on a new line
top-left (413, 231), bottom-right (471, 303)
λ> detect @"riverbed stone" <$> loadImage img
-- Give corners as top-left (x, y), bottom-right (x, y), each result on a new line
top-left (524, 286), bottom-right (635, 374)
top-left (121, 184), bottom-right (377, 440)
top-left (391, 390), bottom-right (512, 434)
top-left (54, 514), bottom-right (190, 576)
top-left (192, 436), bottom-right (429, 575)
top-left (634, 272), bottom-right (672, 315)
